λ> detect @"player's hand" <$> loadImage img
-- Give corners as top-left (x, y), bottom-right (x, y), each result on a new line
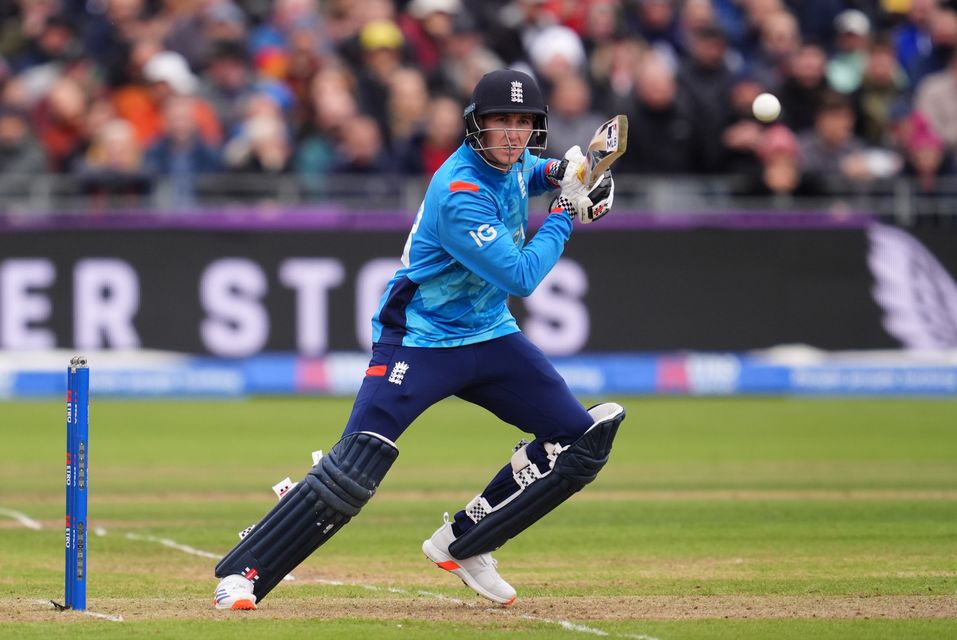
top-left (576, 170), bottom-right (614, 224)
top-left (558, 145), bottom-right (589, 201)
top-left (550, 170), bottom-right (615, 224)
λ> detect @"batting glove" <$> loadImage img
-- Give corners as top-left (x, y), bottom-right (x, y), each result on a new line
top-left (551, 170), bottom-right (615, 224)
top-left (558, 145), bottom-right (589, 201)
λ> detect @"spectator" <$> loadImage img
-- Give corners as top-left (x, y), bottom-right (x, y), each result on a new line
top-left (2, 0), bottom-right (62, 66)
top-left (201, 2), bottom-right (249, 45)
top-left (302, 63), bottom-right (359, 135)
top-left (914, 47), bottom-right (957, 151)
top-left (13, 17), bottom-right (92, 110)
top-left (11, 12), bottom-right (80, 73)
top-left (75, 117), bottom-right (152, 206)
top-left (580, 0), bottom-right (627, 58)
top-left (906, 7), bottom-right (957, 87)
top-left (153, 0), bottom-right (203, 70)
top-left (884, 98), bottom-right (918, 154)
top-left (331, 114), bottom-right (393, 176)
top-left (749, 9), bottom-right (801, 90)
top-left (677, 0), bottom-right (721, 60)
top-left (901, 111), bottom-right (953, 189)
top-left (678, 24), bottom-right (735, 172)
top-left (84, 97), bottom-right (118, 144)
top-left (295, 71), bottom-right (359, 190)
top-left (398, 0), bottom-right (462, 75)
top-left (900, 111), bottom-right (956, 223)
top-left (429, 10), bottom-right (503, 104)
top-left (109, 40), bottom-right (168, 143)
top-left (544, 73), bottom-right (606, 158)
top-left (0, 106), bottom-right (47, 200)
top-left (114, 49), bottom-right (222, 148)
top-left (680, 0), bottom-right (717, 35)
top-left (735, 0), bottom-right (785, 67)
top-left (83, 0), bottom-right (151, 88)
top-left (777, 42), bottom-right (829, 133)
top-left (198, 40), bottom-right (255, 138)
top-left (526, 24), bottom-right (588, 94)
top-left (386, 67), bottom-right (429, 149)
top-left (720, 72), bottom-right (768, 174)
top-left (331, 0), bottom-right (399, 69)
top-left (391, 94), bottom-right (463, 177)
top-left (711, 0), bottom-right (750, 55)
top-left (469, 0), bottom-right (559, 67)
top-left (284, 15), bottom-right (331, 136)
top-left (619, 51), bottom-right (696, 175)
top-left (826, 9), bottom-right (871, 95)
top-left (248, 0), bottom-right (320, 57)
top-left (145, 94), bottom-right (222, 208)
top-left (786, 0), bottom-right (844, 46)
top-left (893, 0), bottom-right (937, 77)
top-left (353, 19), bottom-right (406, 139)
top-left (590, 37), bottom-right (645, 116)
top-left (628, 0), bottom-right (682, 69)
top-left (856, 38), bottom-right (908, 146)
top-left (418, 95), bottom-right (463, 176)
top-left (797, 91), bottom-right (875, 184)
top-left (736, 123), bottom-right (824, 202)
top-left (224, 112), bottom-right (293, 174)
top-left (32, 75), bottom-right (89, 171)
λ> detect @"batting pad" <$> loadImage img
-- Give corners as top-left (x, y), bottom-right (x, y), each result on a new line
top-left (448, 403), bottom-right (625, 560)
top-left (215, 431), bottom-right (398, 600)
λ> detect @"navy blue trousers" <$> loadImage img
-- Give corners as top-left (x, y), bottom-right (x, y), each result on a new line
top-left (342, 332), bottom-right (593, 535)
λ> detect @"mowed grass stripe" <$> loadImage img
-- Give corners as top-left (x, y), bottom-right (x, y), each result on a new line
top-left (11, 488), bottom-right (957, 505)
top-left (1, 397), bottom-right (955, 639)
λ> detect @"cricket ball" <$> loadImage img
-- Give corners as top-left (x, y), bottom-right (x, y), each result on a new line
top-left (752, 93), bottom-right (781, 123)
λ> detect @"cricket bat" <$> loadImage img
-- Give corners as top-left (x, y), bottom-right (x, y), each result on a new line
top-left (578, 115), bottom-right (628, 189)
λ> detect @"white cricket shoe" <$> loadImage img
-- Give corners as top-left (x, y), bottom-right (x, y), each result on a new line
top-left (213, 574), bottom-right (257, 610)
top-left (422, 513), bottom-right (517, 606)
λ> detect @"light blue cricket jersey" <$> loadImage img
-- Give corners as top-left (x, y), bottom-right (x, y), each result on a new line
top-left (371, 143), bottom-right (573, 347)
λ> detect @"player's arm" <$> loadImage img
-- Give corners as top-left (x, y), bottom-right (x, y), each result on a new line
top-left (438, 189), bottom-right (573, 297)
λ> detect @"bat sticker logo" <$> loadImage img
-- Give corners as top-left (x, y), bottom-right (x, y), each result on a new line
top-left (605, 122), bottom-right (618, 151)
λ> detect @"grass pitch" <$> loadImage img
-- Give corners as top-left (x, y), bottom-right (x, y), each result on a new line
top-left (1, 396), bottom-right (956, 639)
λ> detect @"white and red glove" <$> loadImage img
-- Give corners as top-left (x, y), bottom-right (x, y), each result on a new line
top-left (550, 146), bottom-right (615, 224)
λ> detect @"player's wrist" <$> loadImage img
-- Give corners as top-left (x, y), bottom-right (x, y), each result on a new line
top-left (544, 159), bottom-right (566, 188)
top-left (547, 194), bottom-right (576, 219)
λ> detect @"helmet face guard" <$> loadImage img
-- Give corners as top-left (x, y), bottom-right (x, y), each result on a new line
top-left (464, 109), bottom-right (548, 171)
top-left (463, 69), bottom-right (549, 172)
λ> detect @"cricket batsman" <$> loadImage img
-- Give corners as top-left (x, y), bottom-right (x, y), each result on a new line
top-left (213, 68), bottom-right (626, 610)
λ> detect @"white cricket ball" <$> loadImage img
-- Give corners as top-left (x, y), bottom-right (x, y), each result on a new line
top-left (752, 93), bottom-right (781, 123)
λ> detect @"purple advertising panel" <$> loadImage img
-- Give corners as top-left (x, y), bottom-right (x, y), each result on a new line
top-left (0, 219), bottom-right (954, 355)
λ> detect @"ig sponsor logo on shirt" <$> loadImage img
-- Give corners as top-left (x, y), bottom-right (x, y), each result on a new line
top-left (469, 224), bottom-right (498, 247)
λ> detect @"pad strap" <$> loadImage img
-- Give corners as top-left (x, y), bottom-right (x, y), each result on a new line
top-left (448, 403), bottom-right (624, 559)
top-left (215, 431), bottom-right (398, 600)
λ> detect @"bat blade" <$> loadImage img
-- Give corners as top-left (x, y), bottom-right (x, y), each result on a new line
top-left (580, 115), bottom-right (628, 189)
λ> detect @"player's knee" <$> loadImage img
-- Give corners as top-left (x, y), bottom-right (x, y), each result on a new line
top-left (448, 402), bottom-right (626, 559)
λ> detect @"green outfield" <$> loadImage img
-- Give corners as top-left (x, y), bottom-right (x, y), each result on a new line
top-left (1, 397), bottom-right (956, 639)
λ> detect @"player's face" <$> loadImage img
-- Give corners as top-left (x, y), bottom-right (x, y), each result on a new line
top-left (480, 113), bottom-right (534, 167)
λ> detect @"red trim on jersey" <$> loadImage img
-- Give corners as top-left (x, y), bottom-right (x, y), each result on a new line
top-left (450, 180), bottom-right (480, 193)
top-left (366, 365), bottom-right (387, 377)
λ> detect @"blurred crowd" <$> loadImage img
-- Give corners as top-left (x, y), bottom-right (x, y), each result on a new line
top-left (1, 0), bottom-right (957, 210)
